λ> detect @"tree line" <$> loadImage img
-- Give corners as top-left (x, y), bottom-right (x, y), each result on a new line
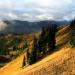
top-left (22, 19), bottom-right (75, 67)
top-left (70, 19), bottom-right (75, 47)
top-left (22, 24), bottom-right (58, 67)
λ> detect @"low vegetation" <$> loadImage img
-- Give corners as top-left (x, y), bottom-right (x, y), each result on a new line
top-left (70, 19), bottom-right (75, 47)
top-left (0, 19), bottom-right (75, 71)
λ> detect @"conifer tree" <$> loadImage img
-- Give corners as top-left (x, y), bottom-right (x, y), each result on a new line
top-left (29, 35), bottom-right (38, 65)
top-left (38, 27), bottom-right (46, 55)
top-left (48, 24), bottom-right (57, 51)
top-left (38, 24), bottom-right (57, 55)
top-left (70, 19), bottom-right (75, 47)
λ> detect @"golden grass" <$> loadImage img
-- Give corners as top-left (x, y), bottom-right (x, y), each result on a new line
top-left (0, 54), bottom-right (24, 75)
top-left (11, 48), bottom-right (75, 75)
top-left (0, 25), bottom-right (74, 75)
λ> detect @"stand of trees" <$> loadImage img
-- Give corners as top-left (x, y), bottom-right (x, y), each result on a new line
top-left (0, 38), bottom-right (7, 55)
top-left (70, 19), bottom-right (75, 47)
top-left (38, 24), bottom-right (57, 55)
top-left (23, 24), bottom-right (57, 66)
top-left (29, 36), bottom-right (38, 65)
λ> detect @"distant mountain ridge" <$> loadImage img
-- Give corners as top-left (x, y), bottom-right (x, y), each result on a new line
top-left (0, 20), bottom-right (70, 34)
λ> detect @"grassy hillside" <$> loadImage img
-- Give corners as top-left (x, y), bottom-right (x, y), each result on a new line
top-left (0, 25), bottom-right (74, 75)
top-left (14, 48), bottom-right (75, 75)
top-left (0, 34), bottom-right (34, 67)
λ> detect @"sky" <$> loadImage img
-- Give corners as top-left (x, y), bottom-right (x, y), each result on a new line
top-left (0, 0), bottom-right (75, 21)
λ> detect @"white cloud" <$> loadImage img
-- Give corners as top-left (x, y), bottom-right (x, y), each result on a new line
top-left (0, 0), bottom-right (15, 9)
top-left (0, 20), bottom-right (7, 31)
top-left (7, 13), bottom-right (18, 19)
top-left (0, 0), bottom-right (75, 21)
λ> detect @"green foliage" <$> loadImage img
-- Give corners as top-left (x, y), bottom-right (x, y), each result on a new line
top-left (70, 36), bottom-right (75, 47)
top-left (0, 24), bottom-right (57, 66)
top-left (10, 38), bottom-right (22, 49)
top-left (28, 36), bottom-right (38, 65)
top-left (0, 38), bottom-right (6, 54)
top-left (0, 35), bottom-right (29, 67)
top-left (38, 24), bottom-right (57, 55)
top-left (0, 62), bottom-right (5, 67)
top-left (27, 25), bottom-right (57, 65)
top-left (70, 19), bottom-right (75, 47)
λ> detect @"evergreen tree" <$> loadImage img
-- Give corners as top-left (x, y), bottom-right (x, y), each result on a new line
top-left (48, 24), bottom-right (57, 51)
top-left (27, 24), bottom-right (57, 65)
top-left (29, 35), bottom-right (38, 65)
top-left (38, 27), bottom-right (46, 55)
top-left (0, 38), bottom-right (6, 55)
top-left (23, 40), bottom-right (30, 65)
top-left (70, 19), bottom-right (75, 47)
top-left (38, 24), bottom-right (57, 55)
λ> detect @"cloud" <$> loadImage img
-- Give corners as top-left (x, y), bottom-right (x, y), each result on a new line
top-left (0, 20), bottom-right (7, 31)
top-left (0, 12), bottom-right (18, 20)
top-left (0, 0), bottom-right (75, 21)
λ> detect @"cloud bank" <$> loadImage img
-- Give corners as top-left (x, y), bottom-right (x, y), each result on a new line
top-left (0, 20), bottom-right (7, 31)
top-left (0, 0), bottom-right (75, 21)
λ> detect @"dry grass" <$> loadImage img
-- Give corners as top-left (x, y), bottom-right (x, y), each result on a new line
top-left (0, 54), bottom-right (24, 75)
top-left (13, 48), bottom-right (75, 75)
top-left (0, 25), bottom-right (75, 75)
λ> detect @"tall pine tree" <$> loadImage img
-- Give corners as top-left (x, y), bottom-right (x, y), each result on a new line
top-left (29, 35), bottom-right (38, 65)
top-left (70, 19), bottom-right (75, 47)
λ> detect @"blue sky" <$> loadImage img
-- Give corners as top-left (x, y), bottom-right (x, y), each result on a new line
top-left (0, 0), bottom-right (75, 21)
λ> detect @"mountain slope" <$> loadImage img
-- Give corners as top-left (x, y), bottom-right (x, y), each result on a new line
top-left (0, 25), bottom-right (75, 75)
top-left (0, 20), bottom-right (69, 34)
top-left (0, 54), bottom-right (24, 75)
top-left (13, 48), bottom-right (75, 75)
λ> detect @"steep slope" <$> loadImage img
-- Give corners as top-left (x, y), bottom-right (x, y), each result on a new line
top-left (13, 48), bottom-right (75, 75)
top-left (0, 25), bottom-right (74, 75)
top-left (0, 54), bottom-right (24, 75)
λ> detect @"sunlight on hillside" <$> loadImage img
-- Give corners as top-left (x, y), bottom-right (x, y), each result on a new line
top-left (0, 54), bottom-right (24, 75)
top-left (0, 25), bottom-right (75, 75)
top-left (13, 48), bottom-right (75, 75)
